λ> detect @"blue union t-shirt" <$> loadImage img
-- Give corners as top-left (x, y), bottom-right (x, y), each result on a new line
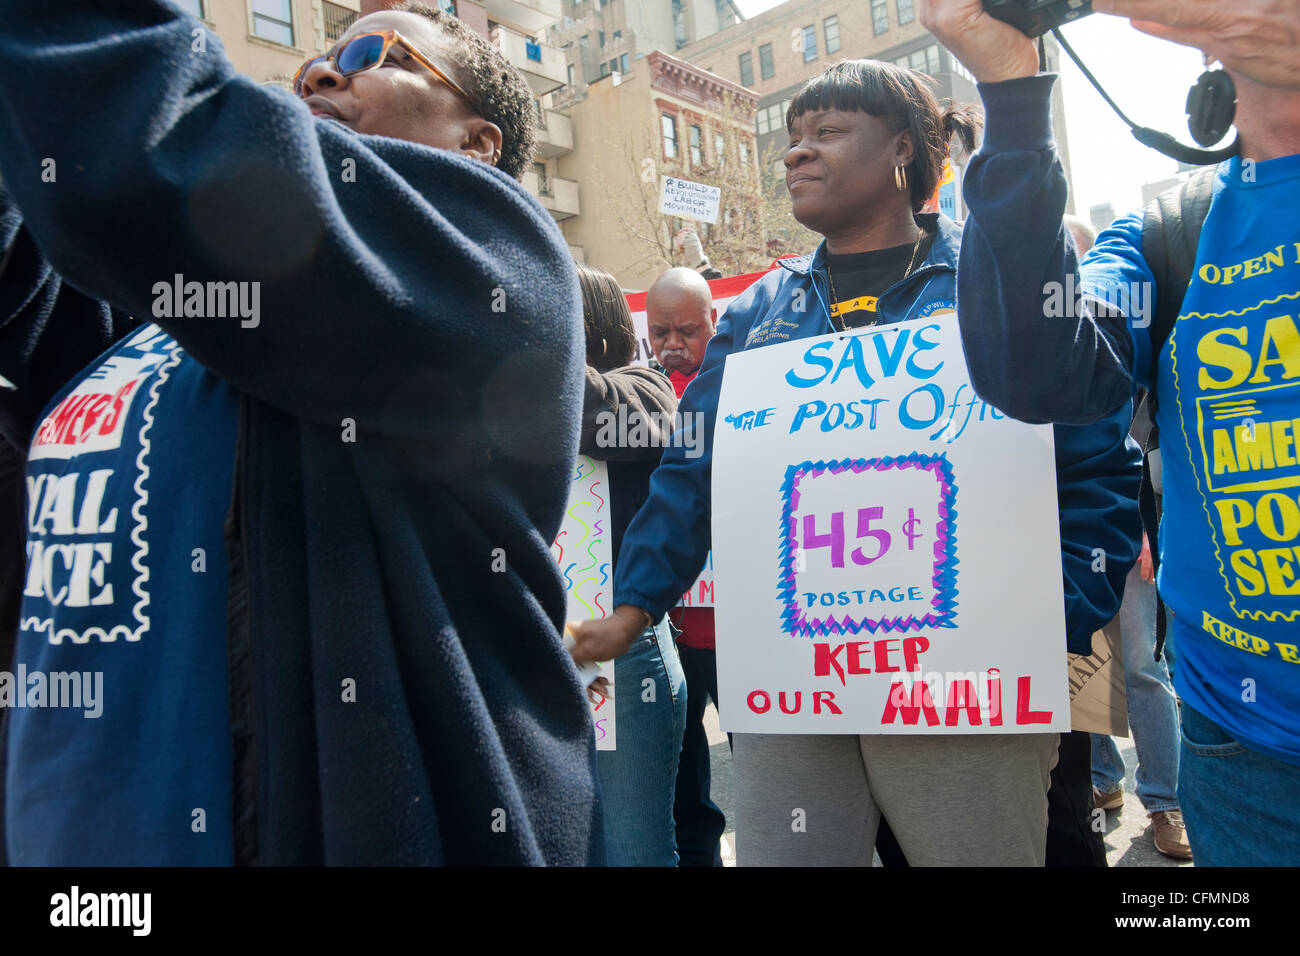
top-left (5, 323), bottom-right (239, 864)
top-left (1086, 153), bottom-right (1300, 765)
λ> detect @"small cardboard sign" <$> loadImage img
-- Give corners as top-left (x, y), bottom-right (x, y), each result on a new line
top-left (659, 176), bottom-right (721, 224)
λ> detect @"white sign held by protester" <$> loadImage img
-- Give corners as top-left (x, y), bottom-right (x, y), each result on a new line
top-left (659, 176), bottom-right (721, 224)
top-left (553, 455), bottom-right (615, 749)
top-left (711, 317), bottom-right (1069, 734)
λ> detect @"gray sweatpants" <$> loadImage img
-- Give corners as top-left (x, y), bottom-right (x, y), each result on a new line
top-left (733, 731), bottom-right (1059, 866)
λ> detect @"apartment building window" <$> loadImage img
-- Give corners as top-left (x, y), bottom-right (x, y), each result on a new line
top-left (946, 50), bottom-right (975, 82)
top-left (526, 38), bottom-right (543, 62)
top-left (739, 51), bottom-right (753, 87)
top-left (900, 44), bottom-right (941, 74)
top-left (739, 140), bottom-right (750, 167)
top-left (620, 53), bottom-right (629, 72)
top-left (871, 0), bottom-right (889, 34)
top-left (176, 0), bottom-right (204, 17)
top-left (322, 1), bottom-right (357, 41)
top-left (533, 162), bottom-right (551, 196)
top-left (438, 0), bottom-right (456, 13)
top-left (802, 25), bottom-right (817, 62)
top-left (599, 30), bottom-right (605, 46)
top-left (580, 33), bottom-right (588, 46)
top-left (662, 113), bottom-right (678, 159)
top-left (600, 61), bottom-right (609, 77)
top-left (715, 132), bottom-right (726, 168)
top-left (897, 0), bottom-right (915, 24)
top-left (614, 30), bottom-right (622, 39)
top-left (690, 125), bottom-right (703, 166)
top-left (824, 15), bottom-right (840, 54)
top-left (535, 99), bottom-right (547, 129)
top-left (252, 0), bottom-right (294, 46)
top-left (759, 42), bottom-right (774, 79)
top-left (568, 63), bottom-right (576, 85)
top-left (755, 102), bottom-right (783, 136)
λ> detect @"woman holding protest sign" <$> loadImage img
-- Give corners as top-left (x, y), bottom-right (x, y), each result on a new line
top-left (570, 59), bottom-right (1142, 866)
top-left (569, 265), bottom-right (687, 866)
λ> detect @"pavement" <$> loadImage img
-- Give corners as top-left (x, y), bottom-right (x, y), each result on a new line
top-left (699, 703), bottom-right (1192, 868)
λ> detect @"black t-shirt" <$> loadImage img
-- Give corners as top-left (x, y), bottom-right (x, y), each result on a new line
top-left (825, 226), bottom-right (936, 329)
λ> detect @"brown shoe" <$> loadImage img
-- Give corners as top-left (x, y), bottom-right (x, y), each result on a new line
top-left (1093, 785), bottom-right (1123, 811)
top-left (1151, 810), bottom-right (1193, 860)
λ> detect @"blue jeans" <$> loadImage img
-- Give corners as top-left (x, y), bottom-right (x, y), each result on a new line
top-left (1179, 702), bottom-right (1300, 865)
top-left (1091, 564), bottom-right (1180, 812)
top-left (595, 616), bottom-right (686, 866)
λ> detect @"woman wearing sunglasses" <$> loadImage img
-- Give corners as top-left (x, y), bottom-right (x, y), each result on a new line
top-left (0, 1), bottom-right (602, 865)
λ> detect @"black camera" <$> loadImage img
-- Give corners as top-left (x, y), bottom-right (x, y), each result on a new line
top-left (983, 0), bottom-right (1093, 37)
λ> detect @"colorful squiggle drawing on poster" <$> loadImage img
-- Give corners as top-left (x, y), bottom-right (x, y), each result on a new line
top-left (551, 456), bottom-right (615, 750)
top-left (777, 453), bottom-right (958, 638)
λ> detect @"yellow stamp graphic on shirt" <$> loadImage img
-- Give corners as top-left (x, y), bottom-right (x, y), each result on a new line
top-left (1173, 293), bottom-right (1300, 623)
top-left (1197, 381), bottom-right (1300, 494)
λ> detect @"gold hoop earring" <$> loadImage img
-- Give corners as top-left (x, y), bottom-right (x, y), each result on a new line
top-left (894, 164), bottom-right (907, 192)
top-left (601, 337), bottom-right (607, 357)
top-left (492, 148), bottom-right (501, 166)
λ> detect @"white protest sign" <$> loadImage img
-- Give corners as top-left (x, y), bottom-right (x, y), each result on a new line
top-left (678, 550), bottom-right (715, 608)
top-left (552, 455), bottom-right (615, 749)
top-left (659, 176), bottom-right (721, 224)
top-left (711, 317), bottom-right (1068, 734)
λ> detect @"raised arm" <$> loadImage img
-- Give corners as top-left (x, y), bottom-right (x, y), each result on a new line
top-left (0, 188), bottom-right (141, 448)
top-left (0, 0), bottom-right (578, 443)
top-left (958, 76), bottom-right (1140, 424)
top-left (921, 0), bottom-right (1144, 425)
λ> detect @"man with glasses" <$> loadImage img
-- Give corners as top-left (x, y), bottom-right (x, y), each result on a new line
top-left (0, 0), bottom-right (600, 865)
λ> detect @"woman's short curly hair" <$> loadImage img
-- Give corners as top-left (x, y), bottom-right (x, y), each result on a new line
top-left (396, 2), bottom-right (537, 179)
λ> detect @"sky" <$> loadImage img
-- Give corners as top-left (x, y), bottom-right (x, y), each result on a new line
top-left (731, 1), bottom-right (1212, 219)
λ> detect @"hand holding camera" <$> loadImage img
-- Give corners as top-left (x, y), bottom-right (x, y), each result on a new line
top-left (919, 0), bottom-right (1041, 84)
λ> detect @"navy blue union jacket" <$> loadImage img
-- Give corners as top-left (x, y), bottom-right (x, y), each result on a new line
top-left (0, 0), bottom-right (601, 864)
top-left (614, 213), bottom-right (1142, 655)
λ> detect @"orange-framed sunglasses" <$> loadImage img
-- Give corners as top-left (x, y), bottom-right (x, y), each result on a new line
top-left (293, 30), bottom-right (471, 103)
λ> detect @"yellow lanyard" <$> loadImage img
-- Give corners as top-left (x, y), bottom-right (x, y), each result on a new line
top-left (829, 294), bottom-right (879, 318)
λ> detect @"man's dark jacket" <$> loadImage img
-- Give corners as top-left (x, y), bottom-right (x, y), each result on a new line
top-left (0, 0), bottom-right (602, 865)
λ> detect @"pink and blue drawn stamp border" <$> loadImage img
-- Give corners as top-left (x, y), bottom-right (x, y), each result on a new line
top-left (778, 453), bottom-right (957, 637)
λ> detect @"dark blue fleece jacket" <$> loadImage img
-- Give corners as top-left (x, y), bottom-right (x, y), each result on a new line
top-left (0, 0), bottom-right (601, 864)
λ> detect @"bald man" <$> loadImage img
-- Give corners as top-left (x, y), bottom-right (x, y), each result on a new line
top-left (646, 267), bottom-right (715, 398)
top-left (645, 266), bottom-right (727, 865)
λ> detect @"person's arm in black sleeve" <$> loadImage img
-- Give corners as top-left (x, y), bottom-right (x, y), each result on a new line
top-left (0, 0), bottom-right (577, 446)
top-left (957, 75), bottom-right (1137, 426)
top-left (579, 365), bottom-right (677, 463)
top-left (0, 188), bottom-right (140, 449)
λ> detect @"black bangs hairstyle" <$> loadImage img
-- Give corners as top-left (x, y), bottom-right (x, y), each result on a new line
top-left (787, 59), bottom-right (982, 213)
top-left (397, 1), bottom-right (537, 179)
top-left (576, 264), bottom-right (637, 372)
